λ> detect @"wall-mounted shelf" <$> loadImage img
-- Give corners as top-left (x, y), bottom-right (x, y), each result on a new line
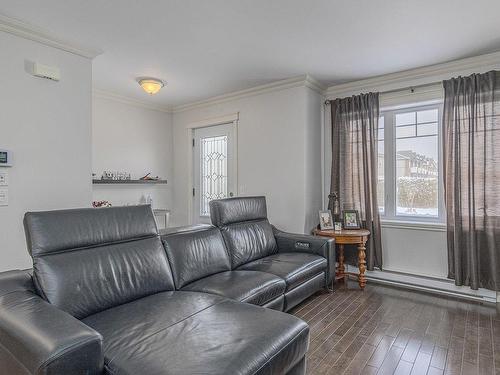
top-left (92, 179), bottom-right (167, 185)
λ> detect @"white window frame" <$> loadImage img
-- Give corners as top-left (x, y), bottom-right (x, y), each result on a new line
top-left (379, 102), bottom-right (445, 224)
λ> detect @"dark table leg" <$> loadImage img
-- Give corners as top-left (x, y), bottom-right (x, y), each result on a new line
top-left (337, 244), bottom-right (345, 282)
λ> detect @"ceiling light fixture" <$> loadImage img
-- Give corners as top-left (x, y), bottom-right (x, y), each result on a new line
top-left (137, 77), bottom-right (165, 95)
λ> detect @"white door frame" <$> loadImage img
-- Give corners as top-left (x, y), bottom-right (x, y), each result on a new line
top-left (186, 112), bottom-right (239, 225)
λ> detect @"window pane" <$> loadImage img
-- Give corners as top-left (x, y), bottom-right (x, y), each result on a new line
top-left (200, 135), bottom-right (228, 216)
top-left (377, 116), bottom-right (384, 213)
top-left (396, 135), bottom-right (438, 217)
top-left (417, 109), bottom-right (438, 123)
top-left (417, 122), bottom-right (438, 136)
top-left (378, 140), bottom-right (384, 214)
top-left (396, 125), bottom-right (416, 138)
top-left (378, 116), bottom-right (384, 141)
top-left (396, 112), bottom-right (415, 126)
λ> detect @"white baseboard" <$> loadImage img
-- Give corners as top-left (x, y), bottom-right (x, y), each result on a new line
top-left (345, 265), bottom-right (497, 304)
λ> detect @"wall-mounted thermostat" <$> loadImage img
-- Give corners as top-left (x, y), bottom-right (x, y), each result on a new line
top-left (0, 150), bottom-right (12, 167)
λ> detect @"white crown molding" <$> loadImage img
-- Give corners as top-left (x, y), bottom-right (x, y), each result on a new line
top-left (326, 50), bottom-right (500, 99)
top-left (92, 89), bottom-right (173, 113)
top-left (172, 74), bottom-right (326, 113)
top-left (93, 75), bottom-right (324, 115)
top-left (187, 112), bottom-right (239, 129)
top-left (93, 51), bottom-right (500, 113)
top-left (0, 13), bottom-right (102, 59)
top-left (302, 75), bottom-right (327, 96)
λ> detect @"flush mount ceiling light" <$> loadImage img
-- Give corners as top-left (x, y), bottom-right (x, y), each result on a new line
top-left (137, 77), bottom-right (165, 95)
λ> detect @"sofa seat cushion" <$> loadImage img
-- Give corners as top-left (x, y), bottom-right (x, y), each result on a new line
top-left (83, 291), bottom-right (309, 375)
top-left (181, 270), bottom-right (286, 307)
top-left (237, 253), bottom-right (327, 291)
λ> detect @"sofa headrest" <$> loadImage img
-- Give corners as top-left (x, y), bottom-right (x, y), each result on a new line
top-left (24, 205), bottom-right (158, 257)
top-left (209, 196), bottom-right (268, 226)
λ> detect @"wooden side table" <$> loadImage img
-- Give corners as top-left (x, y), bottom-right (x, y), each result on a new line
top-left (313, 228), bottom-right (370, 289)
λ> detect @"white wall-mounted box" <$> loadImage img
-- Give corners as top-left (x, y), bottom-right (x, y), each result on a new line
top-left (32, 62), bottom-right (60, 81)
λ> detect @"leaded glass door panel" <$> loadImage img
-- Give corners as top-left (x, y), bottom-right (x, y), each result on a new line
top-left (193, 122), bottom-right (236, 223)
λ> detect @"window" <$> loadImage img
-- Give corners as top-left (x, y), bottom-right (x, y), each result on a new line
top-left (200, 135), bottom-right (228, 216)
top-left (378, 104), bottom-right (443, 222)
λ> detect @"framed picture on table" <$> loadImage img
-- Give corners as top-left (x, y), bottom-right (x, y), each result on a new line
top-left (343, 210), bottom-right (360, 229)
top-left (318, 210), bottom-right (334, 230)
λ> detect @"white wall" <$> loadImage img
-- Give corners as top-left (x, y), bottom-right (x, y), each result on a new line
top-left (0, 31), bottom-right (92, 271)
top-left (171, 85), bottom-right (322, 233)
top-left (92, 95), bottom-right (173, 210)
top-left (380, 225), bottom-right (447, 278)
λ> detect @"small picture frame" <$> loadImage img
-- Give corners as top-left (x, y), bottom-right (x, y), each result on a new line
top-left (334, 222), bottom-right (342, 231)
top-left (343, 210), bottom-right (361, 229)
top-left (318, 210), bottom-right (334, 230)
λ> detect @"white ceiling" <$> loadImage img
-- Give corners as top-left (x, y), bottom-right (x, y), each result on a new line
top-left (2, 0), bottom-right (500, 107)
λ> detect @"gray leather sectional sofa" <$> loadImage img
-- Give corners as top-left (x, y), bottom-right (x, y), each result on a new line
top-left (0, 196), bottom-right (334, 375)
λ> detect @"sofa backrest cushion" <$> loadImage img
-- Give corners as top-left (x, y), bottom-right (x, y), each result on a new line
top-left (220, 220), bottom-right (278, 268)
top-left (210, 197), bottom-right (277, 268)
top-left (24, 205), bottom-right (175, 319)
top-left (162, 227), bottom-right (231, 288)
top-left (210, 196), bottom-right (268, 227)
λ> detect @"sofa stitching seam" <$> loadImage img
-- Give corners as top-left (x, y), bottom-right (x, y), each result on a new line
top-left (107, 299), bottom-right (228, 361)
top-left (33, 234), bottom-right (159, 258)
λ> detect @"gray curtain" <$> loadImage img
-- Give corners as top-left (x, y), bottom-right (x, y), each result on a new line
top-left (443, 70), bottom-right (500, 291)
top-left (330, 92), bottom-right (383, 270)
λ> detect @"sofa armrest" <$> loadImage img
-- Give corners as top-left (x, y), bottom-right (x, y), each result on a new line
top-left (272, 228), bottom-right (335, 288)
top-left (0, 270), bottom-right (103, 375)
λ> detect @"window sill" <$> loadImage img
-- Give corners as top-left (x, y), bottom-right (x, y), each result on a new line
top-left (380, 219), bottom-right (446, 232)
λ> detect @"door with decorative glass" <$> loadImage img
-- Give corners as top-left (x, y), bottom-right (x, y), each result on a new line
top-left (193, 123), bottom-right (236, 224)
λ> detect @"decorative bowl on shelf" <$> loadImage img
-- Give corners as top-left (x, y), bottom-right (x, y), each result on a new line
top-left (92, 200), bottom-right (112, 208)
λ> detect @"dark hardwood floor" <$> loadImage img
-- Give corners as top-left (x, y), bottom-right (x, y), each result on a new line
top-left (290, 280), bottom-right (500, 375)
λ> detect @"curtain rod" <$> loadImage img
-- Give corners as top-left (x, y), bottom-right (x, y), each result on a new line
top-left (324, 81), bottom-right (441, 105)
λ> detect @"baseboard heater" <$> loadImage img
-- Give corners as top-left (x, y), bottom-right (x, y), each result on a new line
top-left (345, 266), bottom-right (497, 304)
